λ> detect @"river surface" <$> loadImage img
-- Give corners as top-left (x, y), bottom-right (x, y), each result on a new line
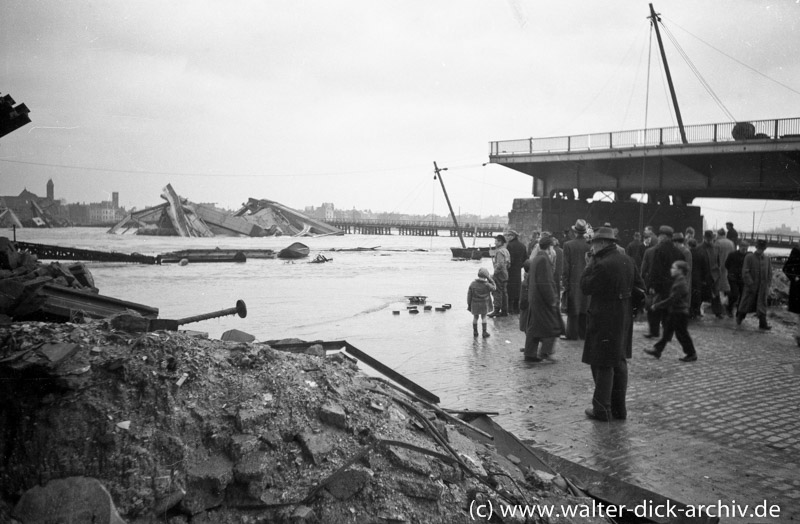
top-left (7, 228), bottom-right (545, 429)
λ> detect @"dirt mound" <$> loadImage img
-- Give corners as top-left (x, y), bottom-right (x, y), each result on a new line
top-left (1, 320), bottom-right (592, 523)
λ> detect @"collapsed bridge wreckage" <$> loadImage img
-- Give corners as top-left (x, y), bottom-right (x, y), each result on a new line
top-left (108, 184), bottom-right (342, 238)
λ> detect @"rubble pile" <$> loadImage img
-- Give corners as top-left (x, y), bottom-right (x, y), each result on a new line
top-left (0, 320), bottom-right (594, 523)
top-left (0, 237), bottom-right (99, 322)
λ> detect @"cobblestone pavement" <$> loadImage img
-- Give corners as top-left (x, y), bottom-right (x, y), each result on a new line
top-left (451, 308), bottom-right (800, 523)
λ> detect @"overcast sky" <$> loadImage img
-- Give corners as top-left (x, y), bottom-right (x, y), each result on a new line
top-left (2, 1), bottom-right (799, 230)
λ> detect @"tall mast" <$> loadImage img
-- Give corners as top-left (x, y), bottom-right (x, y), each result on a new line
top-left (649, 3), bottom-right (687, 144)
top-left (433, 161), bottom-right (466, 249)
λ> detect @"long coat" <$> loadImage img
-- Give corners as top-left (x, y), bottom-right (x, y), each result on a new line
top-left (562, 236), bottom-right (590, 316)
top-left (783, 247), bottom-right (800, 314)
top-left (690, 245), bottom-right (713, 301)
top-left (715, 237), bottom-right (735, 293)
top-left (647, 239), bottom-right (685, 297)
top-left (526, 251), bottom-right (562, 338)
top-left (506, 237), bottom-right (527, 285)
top-left (580, 244), bottom-right (643, 367)
top-left (738, 251), bottom-right (771, 315)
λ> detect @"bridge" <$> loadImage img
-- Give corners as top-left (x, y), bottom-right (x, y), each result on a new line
top-left (489, 117), bottom-right (800, 203)
top-left (327, 218), bottom-right (506, 237)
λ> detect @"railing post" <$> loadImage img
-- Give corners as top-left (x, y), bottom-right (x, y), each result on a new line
top-left (713, 124), bottom-right (717, 142)
top-left (567, 135), bottom-right (571, 152)
top-left (609, 132), bottom-right (613, 149)
top-left (774, 119), bottom-right (779, 139)
top-left (529, 138), bottom-right (533, 154)
top-left (659, 128), bottom-right (663, 145)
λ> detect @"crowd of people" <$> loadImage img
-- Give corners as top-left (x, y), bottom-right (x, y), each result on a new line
top-left (467, 220), bottom-right (796, 422)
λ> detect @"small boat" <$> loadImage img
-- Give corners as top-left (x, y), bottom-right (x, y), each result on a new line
top-left (277, 242), bottom-right (310, 259)
top-left (450, 247), bottom-right (491, 260)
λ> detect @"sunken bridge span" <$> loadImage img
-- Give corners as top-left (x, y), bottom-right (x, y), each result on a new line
top-left (489, 117), bottom-right (800, 203)
top-left (327, 218), bottom-right (505, 237)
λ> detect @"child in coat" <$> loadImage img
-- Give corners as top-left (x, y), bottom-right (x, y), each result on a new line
top-left (645, 260), bottom-right (698, 362)
top-left (468, 267), bottom-right (496, 338)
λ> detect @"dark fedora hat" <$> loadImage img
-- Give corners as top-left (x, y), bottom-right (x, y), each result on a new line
top-left (591, 226), bottom-right (618, 243)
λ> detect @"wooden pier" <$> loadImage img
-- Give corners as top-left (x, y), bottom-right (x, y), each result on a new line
top-left (329, 218), bottom-right (504, 237)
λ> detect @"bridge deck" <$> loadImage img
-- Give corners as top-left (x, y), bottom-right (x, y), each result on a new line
top-left (489, 117), bottom-right (800, 202)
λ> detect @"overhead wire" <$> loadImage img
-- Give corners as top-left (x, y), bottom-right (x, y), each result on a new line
top-left (663, 17), bottom-right (800, 99)
top-left (659, 22), bottom-right (736, 122)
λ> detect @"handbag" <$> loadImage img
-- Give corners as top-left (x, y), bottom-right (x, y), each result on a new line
top-left (633, 287), bottom-right (648, 313)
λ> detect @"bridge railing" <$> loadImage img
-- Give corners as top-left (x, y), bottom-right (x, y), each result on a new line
top-left (740, 232), bottom-right (800, 248)
top-left (490, 117), bottom-right (800, 155)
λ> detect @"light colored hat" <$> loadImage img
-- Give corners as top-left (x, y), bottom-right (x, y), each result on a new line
top-left (506, 230), bottom-right (518, 238)
top-left (572, 219), bottom-right (588, 234)
top-left (478, 267), bottom-right (492, 279)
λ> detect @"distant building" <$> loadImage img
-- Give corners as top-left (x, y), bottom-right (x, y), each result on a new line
top-left (0, 180), bottom-right (125, 226)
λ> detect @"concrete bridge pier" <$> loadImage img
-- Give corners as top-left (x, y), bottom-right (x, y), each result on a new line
top-left (506, 197), bottom-right (703, 248)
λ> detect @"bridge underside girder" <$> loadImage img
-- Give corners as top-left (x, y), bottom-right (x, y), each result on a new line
top-left (493, 143), bottom-right (800, 203)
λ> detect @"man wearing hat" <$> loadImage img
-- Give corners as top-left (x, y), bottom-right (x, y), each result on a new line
top-left (488, 234), bottom-right (510, 318)
top-left (580, 226), bottom-right (644, 421)
top-left (724, 240), bottom-right (749, 318)
top-left (562, 219), bottom-right (591, 340)
top-left (736, 239), bottom-right (772, 330)
top-left (644, 225), bottom-right (685, 338)
top-left (505, 230), bottom-right (527, 315)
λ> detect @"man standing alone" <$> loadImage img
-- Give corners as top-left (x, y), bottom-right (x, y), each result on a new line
top-left (580, 227), bottom-right (644, 421)
top-left (562, 219), bottom-right (591, 339)
top-left (505, 230), bottom-right (527, 315)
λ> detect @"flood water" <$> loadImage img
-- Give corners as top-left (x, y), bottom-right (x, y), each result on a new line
top-left (7, 228), bottom-right (547, 433)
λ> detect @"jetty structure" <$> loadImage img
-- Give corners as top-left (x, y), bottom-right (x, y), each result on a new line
top-left (108, 184), bottom-right (342, 237)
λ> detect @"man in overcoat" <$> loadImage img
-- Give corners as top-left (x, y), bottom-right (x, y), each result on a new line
top-left (782, 243), bottom-right (800, 345)
top-left (505, 230), bottom-right (527, 315)
top-left (580, 227), bottom-right (644, 421)
top-left (645, 226), bottom-right (685, 337)
top-left (736, 239), bottom-right (772, 330)
top-left (522, 236), bottom-right (562, 362)
top-left (562, 219), bottom-right (591, 340)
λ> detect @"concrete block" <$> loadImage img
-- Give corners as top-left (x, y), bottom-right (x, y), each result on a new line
top-left (220, 329), bottom-right (255, 343)
top-left (233, 451), bottom-right (275, 483)
top-left (236, 407), bottom-right (270, 433)
top-left (297, 430), bottom-right (335, 465)
top-left (325, 468), bottom-right (371, 500)
top-left (397, 478), bottom-right (443, 501)
top-left (318, 403), bottom-right (347, 429)
top-left (182, 455), bottom-right (234, 515)
top-left (12, 476), bottom-right (126, 524)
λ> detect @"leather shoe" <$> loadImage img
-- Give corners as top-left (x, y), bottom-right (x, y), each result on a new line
top-left (524, 356), bottom-right (543, 362)
top-left (759, 324), bottom-right (772, 331)
top-left (679, 353), bottom-right (697, 362)
top-left (643, 333), bottom-right (659, 339)
top-left (643, 348), bottom-right (662, 359)
top-left (585, 408), bottom-right (610, 421)
top-left (487, 311), bottom-right (499, 318)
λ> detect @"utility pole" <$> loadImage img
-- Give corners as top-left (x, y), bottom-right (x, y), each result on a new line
top-left (649, 3), bottom-right (687, 144)
top-left (433, 161), bottom-right (466, 249)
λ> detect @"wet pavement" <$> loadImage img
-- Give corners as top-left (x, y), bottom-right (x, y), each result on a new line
top-left (461, 309), bottom-right (800, 523)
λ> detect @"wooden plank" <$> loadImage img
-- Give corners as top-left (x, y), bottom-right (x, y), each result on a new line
top-left (343, 342), bottom-right (440, 404)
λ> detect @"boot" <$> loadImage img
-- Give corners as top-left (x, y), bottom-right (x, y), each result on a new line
top-left (473, 324), bottom-right (479, 337)
top-left (482, 323), bottom-right (490, 338)
top-left (758, 315), bottom-right (771, 330)
top-left (735, 312), bottom-right (745, 326)
top-left (487, 309), bottom-right (500, 318)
